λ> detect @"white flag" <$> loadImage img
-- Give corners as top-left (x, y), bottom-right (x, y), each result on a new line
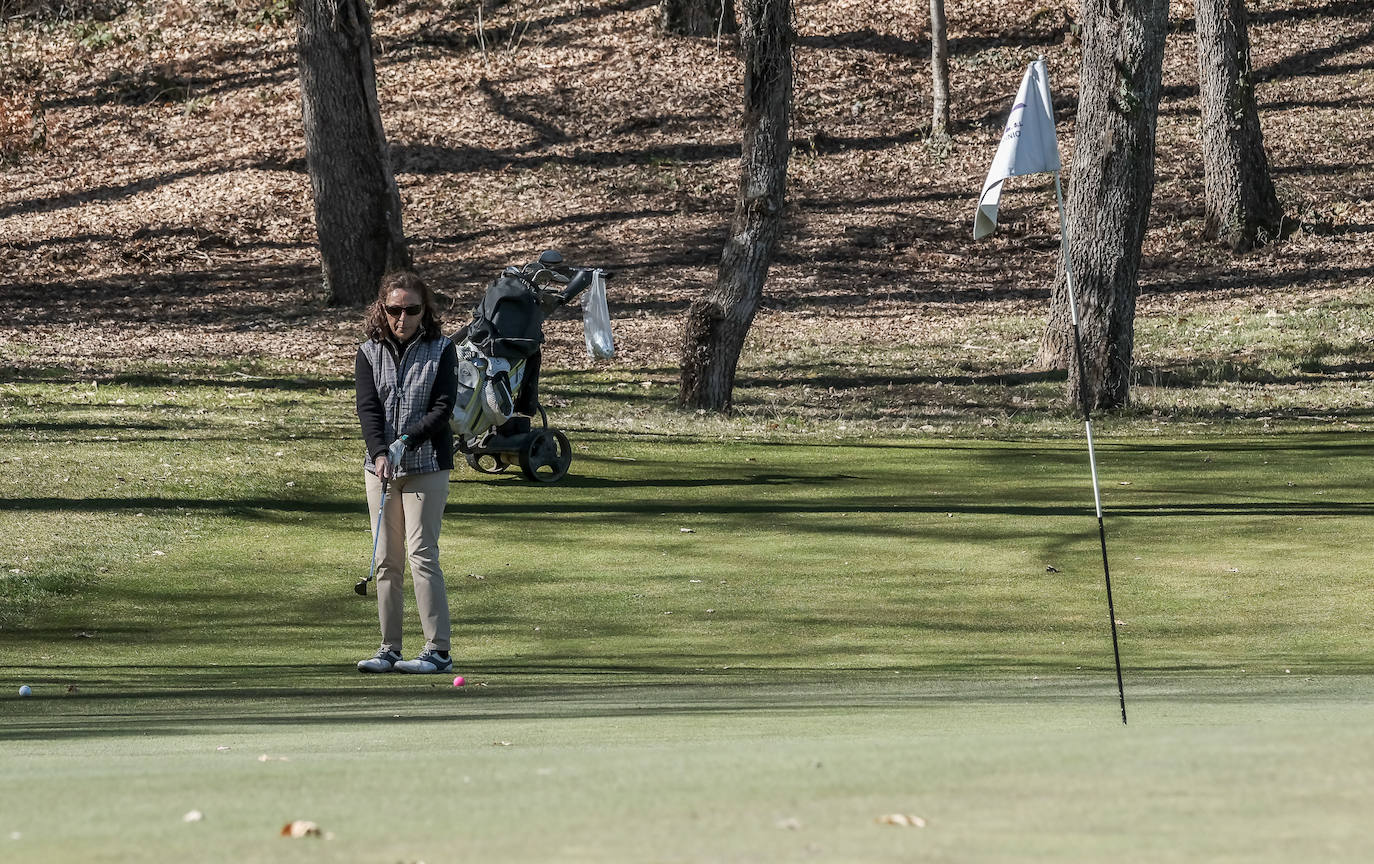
top-left (973, 59), bottom-right (1061, 239)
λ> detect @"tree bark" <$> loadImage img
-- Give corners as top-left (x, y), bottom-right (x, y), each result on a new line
top-left (659, 0), bottom-right (738, 37)
top-left (678, 0), bottom-right (791, 412)
top-left (929, 0), bottom-right (950, 138)
top-left (1195, 0), bottom-right (1283, 252)
top-left (297, 0), bottom-right (410, 306)
top-left (1035, 0), bottom-right (1169, 410)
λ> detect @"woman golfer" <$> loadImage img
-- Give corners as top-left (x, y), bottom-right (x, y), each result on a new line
top-left (354, 270), bottom-right (458, 674)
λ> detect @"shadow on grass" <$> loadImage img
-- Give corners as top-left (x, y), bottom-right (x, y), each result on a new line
top-left (0, 366), bottom-right (348, 389)
top-left (0, 493), bottom-right (1370, 520)
top-left (4, 659), bottom-right (1369, 742)
top-left (732, 367), bottom-right (1064, 390)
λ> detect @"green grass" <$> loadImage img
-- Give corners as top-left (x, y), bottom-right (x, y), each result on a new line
top-left (2, 373), bottom-right (1373, 861)
top-left (5, 678), bottom-right (1372, 862)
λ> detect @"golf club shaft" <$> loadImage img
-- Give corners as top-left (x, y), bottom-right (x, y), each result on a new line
top-left (367, 479), bottom-right (389, 585)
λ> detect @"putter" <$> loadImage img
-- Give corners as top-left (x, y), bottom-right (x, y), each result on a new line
top-left (355, 478), bottom-right (389, 596)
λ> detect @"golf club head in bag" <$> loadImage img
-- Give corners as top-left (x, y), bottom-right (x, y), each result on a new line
top-left (355, 479), bottom-right (388, 596)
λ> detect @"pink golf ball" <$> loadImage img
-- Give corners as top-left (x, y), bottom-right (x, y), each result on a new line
top-left (452, 676), bottom-right (465, 687)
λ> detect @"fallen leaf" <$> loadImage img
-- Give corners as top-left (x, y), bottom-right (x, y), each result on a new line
top-left (281, 820), bottom-right (322, 838)
top-left (875, 813), bottom-right (926, 828)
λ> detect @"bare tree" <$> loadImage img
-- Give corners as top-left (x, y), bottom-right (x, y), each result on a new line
top-left (659, 0), bottom-right (738, 37)
top-left (678, 0), bottom-right (792, 412)
top-left (1035, 0), bottom-right (1170, 409)
top-left (929, 0), bottom-right (950, 138)
top-left (1195, 0), bottom-right (1283, 251)
top-left (297, 0), bottom-right (410, 306)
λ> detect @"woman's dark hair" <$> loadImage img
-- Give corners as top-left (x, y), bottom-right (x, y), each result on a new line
top-left (364, 270), bottom-right (444, 342)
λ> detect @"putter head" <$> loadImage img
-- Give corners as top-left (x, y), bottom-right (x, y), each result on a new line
top-left (354, 579), bottom-right (369, 596)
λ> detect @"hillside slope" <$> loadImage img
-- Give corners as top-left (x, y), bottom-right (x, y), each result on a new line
top-left (1, 0), bottom-right (1370, 422)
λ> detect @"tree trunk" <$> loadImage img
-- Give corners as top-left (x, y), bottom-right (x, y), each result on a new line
top-left (1195, 0), bottom-right (1283, 252)
top-left (1035, 0), bottom-right (1169, 410)
top-left (659, 0), bottom-right (738, 37)
top-left (929, 0), bottom-right (950, 138)
top-left (297, 0), bottom-right (410, 306)
top-left (678, 0), bottom-right (791, 412)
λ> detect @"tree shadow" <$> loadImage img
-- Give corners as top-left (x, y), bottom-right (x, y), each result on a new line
top-left (2, 659), bottom-right (1369, 741)
top-left (6, 487), bottom-right (1363, 521)
top-left (0, 157), bottom-right (304, 221)
top-left (3, 259), bottom-right (321, 328)
top-left (1134, 345), bottom-right (1374, 388)
top-left (1247, 0), bottom-right (1374, 27)
top-left (42, 41), bottom-right (298, 113)
top-left (1144, 262), bottom-right (1374, 297)
top-left (394, 0), bottom-right (657, 55)
top-left (734, 366), bottom-right (1062, 390)
top-left (0, 225), bottom-right (310, 255)
top-left (0, 367), bottom-right (351, 390)
top-left (390, 127), bottom-right (920, 176)
top-left (478, 76), bottom-right (571, 144)
top-left (1273, 161), bottom-right (1374, 178)
top-left (1256, 20), bottom-right (1374, 83)
top-left (795, 24), bottom-right (1073, 58)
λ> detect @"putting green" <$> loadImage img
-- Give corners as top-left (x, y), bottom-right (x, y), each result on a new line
top-left (3, 676), bottom-right (1372, 863)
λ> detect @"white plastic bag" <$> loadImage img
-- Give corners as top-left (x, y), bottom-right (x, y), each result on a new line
top-left (581, 269), bottom-right (615, 359)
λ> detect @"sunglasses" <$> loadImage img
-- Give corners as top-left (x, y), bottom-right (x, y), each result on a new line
top-left (385, 304), bottom-right (423, 318)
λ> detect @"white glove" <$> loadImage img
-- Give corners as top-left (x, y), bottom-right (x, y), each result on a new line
top-left (387, 436), bottom-right (408, 468)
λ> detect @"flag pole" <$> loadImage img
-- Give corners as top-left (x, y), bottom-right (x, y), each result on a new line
top-left (1054, 173), bottom-right (1127, 725)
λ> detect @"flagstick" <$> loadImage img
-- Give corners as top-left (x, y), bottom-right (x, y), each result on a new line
top-left (1054, 172), bottom-right (1128, 726)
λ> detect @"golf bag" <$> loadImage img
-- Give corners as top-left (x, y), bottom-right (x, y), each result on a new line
top-left (452, 274), bottom-right (544, 434)
top-left (449, 251), bottom-right (611, 482)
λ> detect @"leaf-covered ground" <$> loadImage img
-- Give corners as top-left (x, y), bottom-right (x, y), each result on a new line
top-left (1, 0), bottom-right (1371, 430)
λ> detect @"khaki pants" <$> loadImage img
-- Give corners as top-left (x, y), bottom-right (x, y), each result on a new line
top-left (365, 470), bottom-right (451, 653)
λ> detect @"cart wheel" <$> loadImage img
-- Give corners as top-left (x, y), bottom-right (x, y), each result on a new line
top-left (519, 429), bottom-right (572, 483)
top-left (465, 451), bottom-right (509, 474)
